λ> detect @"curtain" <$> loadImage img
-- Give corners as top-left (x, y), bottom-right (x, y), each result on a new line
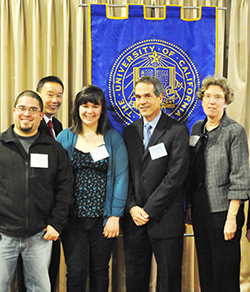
top-left (1, 0), bottom-right (250, 291)
top-left (227, 1), bottom-right (250, 291)
top-left (0, 0), bottom-right (228, 132)
top-left (0, 0), bottom-right (82, 131)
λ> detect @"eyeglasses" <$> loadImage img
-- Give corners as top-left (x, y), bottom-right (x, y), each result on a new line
top-left (203, 93), bottom-right (224, 101)
top-left (15, 105), bottom-right (41, 114)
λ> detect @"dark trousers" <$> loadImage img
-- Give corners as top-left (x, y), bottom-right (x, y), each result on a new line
top-left (61, 217), bottom-right (115, 292)
top-left (17, 240), bottom-right (60, 292)
top-left (123, 214), bottom-right (183, 292)
top-left (191, 186), bottom-right (244, 292)
top-left (49, 240), bottom-right (61, 291)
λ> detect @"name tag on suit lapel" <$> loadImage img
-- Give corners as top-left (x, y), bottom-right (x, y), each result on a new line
top-left (189, 135), bottom-right (200, 147)
top-left (149, 143), bottom-right (168, 160)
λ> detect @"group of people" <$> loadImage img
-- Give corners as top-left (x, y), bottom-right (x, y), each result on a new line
top-left (0, 74), bottom-right (250, 292)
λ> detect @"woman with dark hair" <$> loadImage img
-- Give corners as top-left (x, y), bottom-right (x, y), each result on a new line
top-left (186, 75), bottom-right (250, 292)
top-left (56, 85), bottom-right (128, 292)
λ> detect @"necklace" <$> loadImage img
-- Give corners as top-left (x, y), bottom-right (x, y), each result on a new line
top-left (82, 132), bottom-right (96, 142)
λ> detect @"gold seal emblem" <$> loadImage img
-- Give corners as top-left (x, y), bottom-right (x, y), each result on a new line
top-left (108, 39), bottom-right (200, 125)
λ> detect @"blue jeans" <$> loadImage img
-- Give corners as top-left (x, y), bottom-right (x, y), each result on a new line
top-left (17, 240), bottom-right (61, 292)
top-left (0, 231), bottom-right (52, 292)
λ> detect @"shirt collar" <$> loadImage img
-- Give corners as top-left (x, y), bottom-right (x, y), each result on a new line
top-left (43, 115), bottom-right (53, 124)
top-left (143, 110), bottom-right (162, 132)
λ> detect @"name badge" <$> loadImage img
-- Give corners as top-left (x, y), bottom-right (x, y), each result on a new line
top-left (149, 143), bottom-right (168, 160)
top-left (30, 153), bottom-right (48, 168)
top-left (189, 135), bottom-right (200, 147)
top-left (90, 145), bottom-right (110, 162)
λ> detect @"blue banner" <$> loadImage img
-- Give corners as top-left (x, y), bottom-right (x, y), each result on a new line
top-left (89, 4), bottom-right (217, 133)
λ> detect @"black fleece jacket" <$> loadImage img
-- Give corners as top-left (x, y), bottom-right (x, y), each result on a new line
top-left (0, 125), bottom-right (73, 237)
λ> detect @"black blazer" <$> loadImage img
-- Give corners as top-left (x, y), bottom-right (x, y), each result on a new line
top-left (123, 112), bottom-right (190, 239)
top-left (39, 117), bottom-right (63, 138)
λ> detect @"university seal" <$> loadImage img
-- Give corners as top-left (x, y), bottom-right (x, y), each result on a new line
top-left (108, 39), bottom-right (200, 125)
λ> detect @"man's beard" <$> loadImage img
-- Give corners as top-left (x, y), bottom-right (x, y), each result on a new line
top-left (20, 125), bottom-right (33, 132)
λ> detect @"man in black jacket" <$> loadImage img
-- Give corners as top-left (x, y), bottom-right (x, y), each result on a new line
top-left (0, 90), bottom-right (73, 292)
top-left (18, 76), bottom-right (65, 292)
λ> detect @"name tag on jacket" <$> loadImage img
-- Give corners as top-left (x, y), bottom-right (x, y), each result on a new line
top-left (149, 143), bottom-right (168, 160)
top-left (30, 153), bottom-right (48, 168)
top-left (189, 135), bottom-right (200, 147)
top-left (90, 145), bottom-right (109, 162)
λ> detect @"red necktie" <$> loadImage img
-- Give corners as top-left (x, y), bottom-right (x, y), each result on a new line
top-left (48, 120), bottom-right (55, 139)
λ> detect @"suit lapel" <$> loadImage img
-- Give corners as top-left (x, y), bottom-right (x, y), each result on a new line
top-left (40, 119), bottom-right (51, 136)
top-left (190, 120), bottom-right (206, 168)
top-left (52, 117), bottom-right (62, 136)
top-left (135, 119), bottom-right (144, 160)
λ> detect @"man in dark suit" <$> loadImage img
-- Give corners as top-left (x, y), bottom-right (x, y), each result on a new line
top-left (122, 76), bottom-right (190, 292)
top-left (37, 76), bottom-right (64, 292)
top-left (37, 76), bottom-right (64, 137)
top-left (17, 76), bottom-right (64, 292)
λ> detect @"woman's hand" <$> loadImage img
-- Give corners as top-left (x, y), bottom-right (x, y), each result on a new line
top-left (224, 199), bottom-right (240, 241)
top-left (103, 216), bottom-right (120, 238)
top-left (224, 215), bottom-right (237, 241)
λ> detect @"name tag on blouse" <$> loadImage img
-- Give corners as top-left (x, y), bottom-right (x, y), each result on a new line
top-left (190, 135), bottom-right (200, 147)
top-left (30, 153), bottom-right (48, 168)
top-left (149, 143), bottom-right (168, 160)
top-left (90, 145), bottom-right (110, 162)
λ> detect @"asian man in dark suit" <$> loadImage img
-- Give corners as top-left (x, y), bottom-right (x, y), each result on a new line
top-left (37, 76), bottom-right (63, 137)
top-left (17, 76), bottom-right (64, 292)
top-left (122, 76), bottom-right (190, 292)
